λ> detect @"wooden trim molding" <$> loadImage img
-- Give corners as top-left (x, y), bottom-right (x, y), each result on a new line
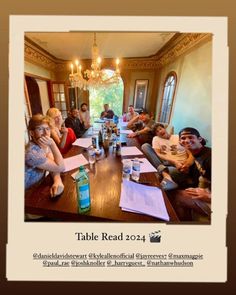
top-left (25, 39), bottom-right (57, 71)
top-left (25, 33), bottom-right (212, 72)
top-left (123, 33), bottom-right (211, 69)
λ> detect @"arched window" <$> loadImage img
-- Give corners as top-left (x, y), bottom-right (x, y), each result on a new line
top-left (158, 72), bottom-right (177, 123)
top-left (89, 69), bottom-right (124, 122)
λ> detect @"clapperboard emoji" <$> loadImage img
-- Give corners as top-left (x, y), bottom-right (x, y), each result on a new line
top-left (149, 231), bottom-right (161, 243)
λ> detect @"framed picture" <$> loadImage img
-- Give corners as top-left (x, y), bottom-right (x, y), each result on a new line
top-left (133, 79), bottom-right (149, 109)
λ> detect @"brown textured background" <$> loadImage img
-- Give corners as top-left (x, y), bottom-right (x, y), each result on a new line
top-left (0, 0), bottom-right (235, 292)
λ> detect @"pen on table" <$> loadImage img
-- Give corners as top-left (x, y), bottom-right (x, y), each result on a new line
top-left (131, 159), bottom-right (143, 163)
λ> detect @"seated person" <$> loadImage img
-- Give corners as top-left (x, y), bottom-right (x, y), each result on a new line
top-left (141, 123), bottom-right (194, 190)
top-left (124, 105), bottom-right (139, 122)
top-left (46, 107), bottom-right (76, 155)
top-left (25, 114), bottom-right (65, 196)
top-left (65, 107), bottom-right (86, 137)
top-left (127, 110), bottom-right (155, 144)
top-left (100, 103), bottom-right (115, 119)
top-left (170, 127), bottom-right (211, 221)
top-left (78, 103), bottom-right (91, 129)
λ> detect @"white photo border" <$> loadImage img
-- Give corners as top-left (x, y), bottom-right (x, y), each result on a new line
top-left (7, 16), bottom-right (228, 282)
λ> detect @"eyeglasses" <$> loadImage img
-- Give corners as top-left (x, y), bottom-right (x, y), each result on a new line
top-left (35, 126), bottom-right (51, 132)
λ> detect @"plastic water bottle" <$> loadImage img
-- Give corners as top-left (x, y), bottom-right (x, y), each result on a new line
top-left (88, 145), bottom-right (96, 164)
top-left (123, 112), bottom-right (127, 122)
top-left (116, 127), bottom-right (120, 137)
top-left (116, 138), bottom-right (121, 156)
top-left (112, 133), bottom-right (117, 149)
top-left (122, 159), bottom-right (132, 180)
top-left (92, 136), bottom-right (97, 148)
top-left (131, 158), bottom-right (141, 181)
top-left (75, 166), bottom-right (91, 213)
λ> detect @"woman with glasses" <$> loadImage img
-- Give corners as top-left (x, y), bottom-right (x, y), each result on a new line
top-left (25, 114), bottom-right (65, 197)
top-left (46, 107), bottom-right (76, 154)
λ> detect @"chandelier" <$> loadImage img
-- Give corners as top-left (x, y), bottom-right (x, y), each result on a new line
top-left (69, 33), bottom-right (121, 90)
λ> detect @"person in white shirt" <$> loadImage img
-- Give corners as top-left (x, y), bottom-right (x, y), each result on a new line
top-left (142, 123), bottom-right (194, 190)
top-left (78, 103), bottom-right (91, 129)
top-left (125, 105), bottom-right (139, 121)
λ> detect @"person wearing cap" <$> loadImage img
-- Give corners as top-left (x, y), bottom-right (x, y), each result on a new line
top-left (141, 123), bottom-right (195, 191)
top-left (169, 127), bottom-right (211, 221)
top-left (127, 110), bottom-right (155, 144)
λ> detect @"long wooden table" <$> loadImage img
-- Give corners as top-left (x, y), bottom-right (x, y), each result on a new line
top-left (25, 127), bottom-right (179, 222)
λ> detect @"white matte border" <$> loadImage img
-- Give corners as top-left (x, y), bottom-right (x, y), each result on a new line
top-left (7, 16), bottom-right (228, 282)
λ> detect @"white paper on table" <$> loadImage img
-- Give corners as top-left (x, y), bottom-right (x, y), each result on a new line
top-left (119, 179), bottom-right (169, 221)
top-left (120, 129), bottom-right (133, 134)
top-left (121, 146), bottom-right (143, 156)
top-left (119, 121), bottom-right (128, 127)
top-left (72, 138), bottom-right (92, 148)
top-left (132, 157), bottom-right (157, 173)
top-left (63, 154), bottom-right (88, 172)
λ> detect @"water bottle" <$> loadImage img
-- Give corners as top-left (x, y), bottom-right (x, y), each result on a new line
top-left (112, 133), bottom-right (117, 149)
top-left (116, 138), bottom-right (121, 156)
top-left (113, 115), bottom-right (118, 125)
top-left (98, 130), bottom-right (103, 148)
top-left (131, 158), bottom-right (141, 181)
top-left (92, 136), bottom-right (97, 148)
top-left (116, 127), bottom-right (120, 137)
top-left (88, 145), bottom-right (96, 164)
top-left (123, 112), bottom-right (127, 122)
top-left (75, 166), bottom-right (91, 213)
top-left (122, 159), bottom-right (132, 180)
top-left (103, 132), bottom-right (110, 156)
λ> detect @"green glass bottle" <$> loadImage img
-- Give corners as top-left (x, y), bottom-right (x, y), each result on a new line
top-left (75, 166), bottom-right (91, 213)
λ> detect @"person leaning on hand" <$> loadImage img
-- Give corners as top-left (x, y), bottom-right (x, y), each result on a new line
top-left (169, 127), bottom-right (212, 221)
top-left (47, 107), bottom-right (76, 154)
top-left (25, 114), bottom-right (65, 197)
top-left (127, 110), bottom-right (155, 144)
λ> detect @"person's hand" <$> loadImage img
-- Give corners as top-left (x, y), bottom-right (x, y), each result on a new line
top-left (185, 187), bottom-right (211, 203)
top-left (50, 181), bottom-right (64, 198)
top-left (37, 135), bottom-right (54, 148)
top-left (174, 161), bottom-right (184, 170)
top-left (179, 163), bottom-right (190, 173)
top-left (127, 132), bottom-right (137, 138)
top-left (60, 126), bottom-right (68, 134)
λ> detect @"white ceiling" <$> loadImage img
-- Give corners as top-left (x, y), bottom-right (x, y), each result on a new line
top-left (25, 32), bottom-right (176, 61)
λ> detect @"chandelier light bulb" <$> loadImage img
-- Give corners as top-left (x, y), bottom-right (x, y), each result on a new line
top-left (70, 63), bottom-right (74, 75)
top-left (69, 33), bottom-right (121, 90)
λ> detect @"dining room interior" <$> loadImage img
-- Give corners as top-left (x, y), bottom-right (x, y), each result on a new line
top-left (24, 31), bottom-right (212, 223)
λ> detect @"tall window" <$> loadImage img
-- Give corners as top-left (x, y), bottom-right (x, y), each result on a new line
top-left (159, 72), bottom-right (177, 123)
top-left (52, 83), bottom-right (67, 118)
top-left (89, 70), bottom-right (124, 122)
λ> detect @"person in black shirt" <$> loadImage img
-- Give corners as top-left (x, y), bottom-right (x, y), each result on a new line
top-left (100, 104), bottom-right (114, 119)
top-left (168, 127), bottom-right (211, 221)
top-left (65, 108), bottom-right (85, 138)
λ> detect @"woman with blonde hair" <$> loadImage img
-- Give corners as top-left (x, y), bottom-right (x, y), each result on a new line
top-left (46, 107), bottom-right (76, 154)
top-left (25, 114), bottom-right (65, 197)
